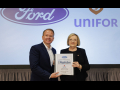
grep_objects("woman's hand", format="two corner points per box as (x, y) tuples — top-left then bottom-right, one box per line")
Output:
(72, 61), (82, 69)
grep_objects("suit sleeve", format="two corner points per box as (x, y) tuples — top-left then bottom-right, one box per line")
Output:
(81, 49), (90, 72)
(60, 50), (65, 54)
(29, 46), (51, 80)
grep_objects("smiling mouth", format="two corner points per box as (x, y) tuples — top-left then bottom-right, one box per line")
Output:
(46, 40), (51, 42)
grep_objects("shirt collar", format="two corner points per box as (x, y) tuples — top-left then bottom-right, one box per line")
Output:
(43, 42), (52, 50)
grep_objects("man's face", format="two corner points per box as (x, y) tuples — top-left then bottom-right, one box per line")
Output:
(42, 30), (54, 45)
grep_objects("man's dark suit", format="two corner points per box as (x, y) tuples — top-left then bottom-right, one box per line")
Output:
(29, 42), (58, 81)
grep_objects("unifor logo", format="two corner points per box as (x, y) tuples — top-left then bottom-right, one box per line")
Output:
(89, 8), (103, 15)
(0, 8), (69, 26)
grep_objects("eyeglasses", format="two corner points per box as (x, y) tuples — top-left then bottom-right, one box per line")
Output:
(69, 39), (77, 42)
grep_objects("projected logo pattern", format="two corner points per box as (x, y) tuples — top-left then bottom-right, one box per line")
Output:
(0, 8), (69, 25)
(89, 8), (103, 15)
(0, 8), (118, 27)
(74, 8), (118, 27)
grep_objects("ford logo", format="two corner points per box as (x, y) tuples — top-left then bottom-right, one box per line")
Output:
(0, 8), (69, 26)
(62, 56), (67, 58)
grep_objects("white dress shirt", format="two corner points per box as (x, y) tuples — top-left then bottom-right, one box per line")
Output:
(43, 42), (54, 66)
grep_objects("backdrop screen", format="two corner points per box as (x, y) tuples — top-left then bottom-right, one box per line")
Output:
(0, 8), (120, 65)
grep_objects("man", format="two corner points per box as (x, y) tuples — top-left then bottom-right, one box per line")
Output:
(29, 29), (61, 81)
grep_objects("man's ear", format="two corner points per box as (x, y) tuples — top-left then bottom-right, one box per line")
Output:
(42, 36), (44, 40)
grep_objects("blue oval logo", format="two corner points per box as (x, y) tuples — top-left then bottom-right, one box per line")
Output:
(0, 8), (69, 26)
(62, 56), (67, 58)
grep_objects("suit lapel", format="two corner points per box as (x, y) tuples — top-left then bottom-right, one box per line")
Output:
(52, 48), (56, 61)
(40, 42), (51, 66)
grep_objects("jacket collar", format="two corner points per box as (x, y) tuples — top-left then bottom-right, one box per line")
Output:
(43, 42), (52, 50)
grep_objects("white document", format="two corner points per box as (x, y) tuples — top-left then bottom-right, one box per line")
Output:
(55, 54), (74, 75)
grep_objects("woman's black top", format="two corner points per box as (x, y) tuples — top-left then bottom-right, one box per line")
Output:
(60, 47), (90, 81)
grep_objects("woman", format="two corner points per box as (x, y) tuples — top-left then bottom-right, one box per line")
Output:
(60, 33), (90, 81)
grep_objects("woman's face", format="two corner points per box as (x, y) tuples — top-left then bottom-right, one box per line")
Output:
(68, 35), (78, 47)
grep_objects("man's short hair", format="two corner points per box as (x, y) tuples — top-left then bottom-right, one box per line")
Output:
(43, 29), (54, 36)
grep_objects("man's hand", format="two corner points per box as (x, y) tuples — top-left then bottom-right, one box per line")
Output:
(50, 72), (61, 78)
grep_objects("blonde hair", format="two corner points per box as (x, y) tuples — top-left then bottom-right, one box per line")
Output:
(67, 33), (80, 46)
